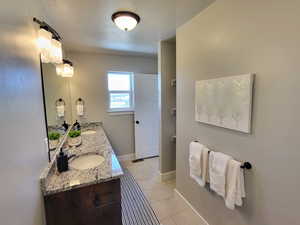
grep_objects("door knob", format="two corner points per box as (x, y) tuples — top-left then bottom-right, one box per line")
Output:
(136, 121), (140, 124)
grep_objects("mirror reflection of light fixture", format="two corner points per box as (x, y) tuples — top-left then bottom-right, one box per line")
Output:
(37, 27), (52, 63)
(111, 11), (140, 31)
(50, 37), (63, 64)
(55, 63), (64, 76)
(56, 59), (74, 77)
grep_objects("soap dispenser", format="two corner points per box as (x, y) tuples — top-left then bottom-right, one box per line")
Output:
(56, 148), (68, 173)
(62, 121), (69, 132)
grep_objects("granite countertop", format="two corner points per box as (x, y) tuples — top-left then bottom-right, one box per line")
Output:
(40, 122), (123, 196)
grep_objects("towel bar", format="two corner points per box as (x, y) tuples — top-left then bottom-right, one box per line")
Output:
(193, 141), (252, 170)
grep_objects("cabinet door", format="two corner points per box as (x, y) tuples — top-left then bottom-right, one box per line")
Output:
(44, 179), (122, 225)
(84, 202), (122, 225)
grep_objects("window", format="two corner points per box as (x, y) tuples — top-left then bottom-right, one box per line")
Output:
(107, 72), (134, 112)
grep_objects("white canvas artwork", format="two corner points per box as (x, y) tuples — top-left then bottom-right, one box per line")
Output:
(195, 74), (254, 133)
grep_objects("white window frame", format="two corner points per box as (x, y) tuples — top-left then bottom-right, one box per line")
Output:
(107, 71), (134, 113)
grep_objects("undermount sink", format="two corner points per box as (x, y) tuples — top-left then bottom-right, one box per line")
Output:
(82, 130), (96, 135)
(69, 154), (105, 170)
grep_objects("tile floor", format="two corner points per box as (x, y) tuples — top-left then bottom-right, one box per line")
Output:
(121, 157), (206, 225)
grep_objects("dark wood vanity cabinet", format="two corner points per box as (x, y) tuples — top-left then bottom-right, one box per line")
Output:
(44, 179), (122, 225)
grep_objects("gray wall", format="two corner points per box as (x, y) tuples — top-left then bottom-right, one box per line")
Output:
(0, 22), (47, 225)
(67, 51), (158, 156)
(176, 0), (300, 224)
(158, 41), (176, 173)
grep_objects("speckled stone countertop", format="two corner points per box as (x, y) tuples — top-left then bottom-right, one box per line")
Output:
(40, 122), (123, 196)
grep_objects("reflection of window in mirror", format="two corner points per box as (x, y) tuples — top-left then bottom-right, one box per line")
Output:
(107, 72), (134, 112)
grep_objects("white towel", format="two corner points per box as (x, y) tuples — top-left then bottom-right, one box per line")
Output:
(201, 146), (210, 185)
(56, 105), (65, 118)
(190, 143), (210, 187)
(77, 104), (84, 116)
(189, 142), (203, 178)
(225, 159), (246, 210)
(209, 151), (232, 197)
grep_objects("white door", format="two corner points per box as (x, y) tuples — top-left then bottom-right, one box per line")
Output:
(134, 74), (159, 159)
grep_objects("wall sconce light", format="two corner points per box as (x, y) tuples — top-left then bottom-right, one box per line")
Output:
(34, 18), (63, 64)
(56, 59), (74, 77)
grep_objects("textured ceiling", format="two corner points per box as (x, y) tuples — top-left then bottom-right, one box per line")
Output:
(1, 0), (215, 56)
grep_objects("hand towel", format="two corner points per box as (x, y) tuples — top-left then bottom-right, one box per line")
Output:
(77, 104), (84, 116)
(189, 142), (203, 178)
(225, 159), (246, 210)
(190, 143), (210, 187)
(56, 105), (65, 118)
(209, 151), (232, 197)
(236, 167), (245, 206)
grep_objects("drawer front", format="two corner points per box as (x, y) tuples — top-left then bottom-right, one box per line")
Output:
(84, 202), (122, 225)
(67, 179), (121, 209)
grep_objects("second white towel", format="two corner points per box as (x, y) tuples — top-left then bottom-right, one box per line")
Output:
(209, 151), (232, 197)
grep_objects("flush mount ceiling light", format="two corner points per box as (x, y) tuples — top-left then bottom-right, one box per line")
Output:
(112, 11), (140, 31)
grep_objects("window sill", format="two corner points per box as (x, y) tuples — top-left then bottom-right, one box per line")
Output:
(107, 111), (134, 116)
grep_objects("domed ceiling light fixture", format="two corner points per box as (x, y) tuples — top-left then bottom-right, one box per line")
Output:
(112, 11), (140, 31)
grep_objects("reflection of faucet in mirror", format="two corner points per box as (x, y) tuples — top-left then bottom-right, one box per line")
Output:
(73, 120), (81, 131)
(62, 121), (69, 132)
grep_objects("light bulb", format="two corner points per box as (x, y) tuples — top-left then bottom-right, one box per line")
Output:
(51, 38), (63, 64)
(61, 63), (74, 77)
(37, 28), (52, 63)
(56, 64), (64, 76)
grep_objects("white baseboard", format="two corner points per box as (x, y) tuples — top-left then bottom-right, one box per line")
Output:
(160, 170), (176, 182)
(174, 189), (210, 225)
(117, 153), (134, 161)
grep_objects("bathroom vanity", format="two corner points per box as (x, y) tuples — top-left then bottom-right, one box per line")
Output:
(40, 123), (123, 225)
